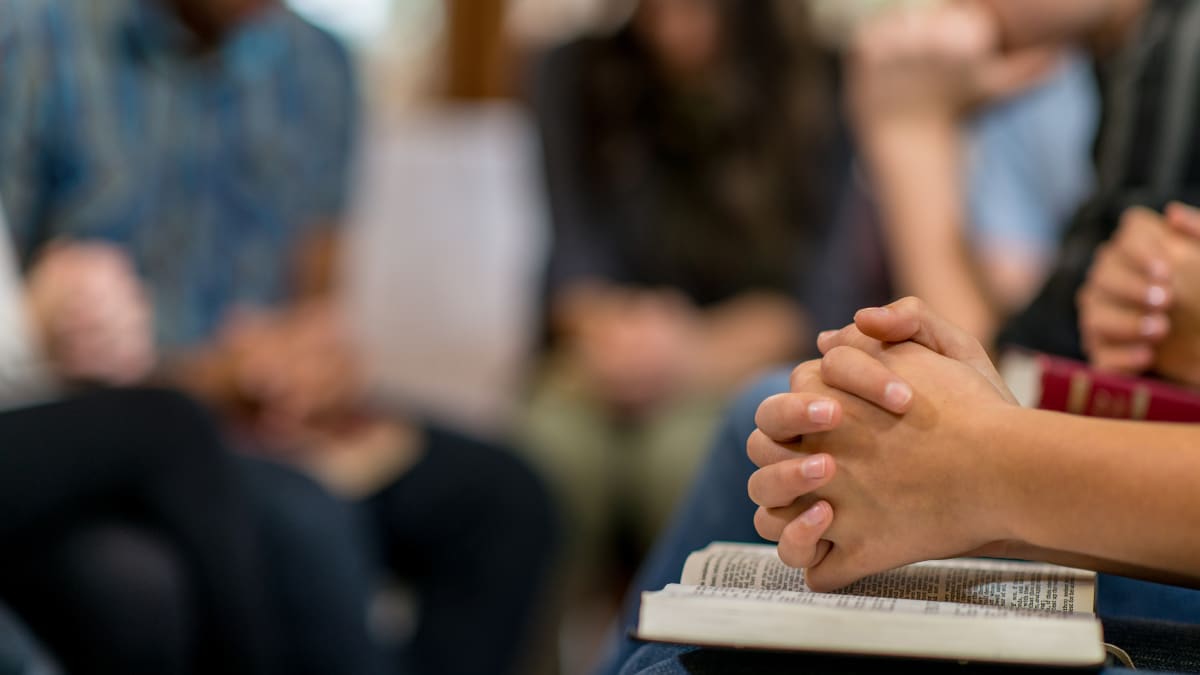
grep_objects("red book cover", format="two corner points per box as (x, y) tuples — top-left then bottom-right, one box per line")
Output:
(1036, 354), (1200, 422)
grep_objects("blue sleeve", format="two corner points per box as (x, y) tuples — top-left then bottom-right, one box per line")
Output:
(290, 18), (359, 231)
(0, 0), (55, 262)
(967, 53), (1099, 258)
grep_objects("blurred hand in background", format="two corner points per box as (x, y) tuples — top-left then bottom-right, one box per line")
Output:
(1077, 202), (1200, 388)
(25, 242), (155, 386)
(558, 285), (701, 417)
(218, 300), (365, 443)
(848, 2), (1058, 131)
(1157, 204), (1200, 386)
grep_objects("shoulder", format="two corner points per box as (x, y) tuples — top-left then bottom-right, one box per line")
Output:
(276, 9), (353, 76)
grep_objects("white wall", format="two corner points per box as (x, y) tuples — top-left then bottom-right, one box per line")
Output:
(343, 104), (548, 434)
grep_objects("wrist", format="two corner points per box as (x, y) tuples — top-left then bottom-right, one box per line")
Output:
(967, 403), (1041, 547)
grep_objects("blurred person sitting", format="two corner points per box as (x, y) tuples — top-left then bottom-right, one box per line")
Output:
(0, 200), (280, 675)
(525, 0), (858, 600)
(523, 0), (1094, 602)
(0, 0), (556, 674)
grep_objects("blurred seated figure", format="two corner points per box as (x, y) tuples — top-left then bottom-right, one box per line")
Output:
(0, 0), (556, 673)
(0, 203), (278, 675)
(525, 0), (863, 600)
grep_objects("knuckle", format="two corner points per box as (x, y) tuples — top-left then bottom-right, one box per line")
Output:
(822, 345), (856, 366)
(894, 296), (923, 315)
(790, 360), (820, 391)
(1075, 285), (1092, 310)
(1118, 206), (1148, 233)
(788, 363), (808, 390)
(753, 398), (773, 430)
(777, 538), (807, 569)
(784, 461), (807, 487)
(753, 508), (776, 541)
(1078, 310), (1096, 336)
(746, 429), (768, 466)
(746, 473), (763, 505)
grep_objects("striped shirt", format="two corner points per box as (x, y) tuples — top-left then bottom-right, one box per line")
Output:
(0, 0), (358, 348)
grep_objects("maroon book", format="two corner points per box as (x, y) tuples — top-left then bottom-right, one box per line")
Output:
(1035, 354), (1200, 422)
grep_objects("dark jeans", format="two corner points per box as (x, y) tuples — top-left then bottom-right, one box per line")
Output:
(0, 390), (556, 675)
(0, 602), (59, 675)
(361, 425), (558, 675)
(0, 389), (279, 675)
(238, 457), (384, 675)
(599, 371), (1200, 675)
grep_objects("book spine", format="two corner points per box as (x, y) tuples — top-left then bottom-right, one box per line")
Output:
(1038, 356), (1200, 422)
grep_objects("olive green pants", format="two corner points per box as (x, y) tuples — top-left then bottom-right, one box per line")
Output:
(519, 359), (726, 594)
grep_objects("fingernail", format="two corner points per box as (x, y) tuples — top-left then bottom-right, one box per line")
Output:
(798, 502), (827, 527)
(1140, 314), (1168, 337)
(801, 455), (827, 480)
(1147, 285), (1168, 308)
(884, 381), (912, 409)
(817, 330), (837, 343)
(807, 400), (836, 425)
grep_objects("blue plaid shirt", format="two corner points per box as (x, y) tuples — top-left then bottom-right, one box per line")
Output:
(0, 0), (357, 348)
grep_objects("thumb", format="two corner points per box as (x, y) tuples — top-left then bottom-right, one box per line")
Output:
(854, 297), (1015, 403)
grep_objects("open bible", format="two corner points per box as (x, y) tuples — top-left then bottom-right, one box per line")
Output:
(634, 542), (1106, 667)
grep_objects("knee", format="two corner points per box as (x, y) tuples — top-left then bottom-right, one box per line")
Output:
(62, 524), (192, 628)
(239, 458), (373, 590)
(87, 388), (228, 469)
(55, 525), (192, 672)
(241, 459), (362, 544)
(446, 434), (560, 553)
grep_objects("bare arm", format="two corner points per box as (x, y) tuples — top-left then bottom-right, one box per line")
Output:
(980, 0), (1148, 53)
(751, 297), (1200, 591)
(847, 5), (1016, 345)
(983, 407), (1200, 588)
(858, 121), (998, 343)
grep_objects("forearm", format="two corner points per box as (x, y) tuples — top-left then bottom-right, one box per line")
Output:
(154, 347), (239, 410)
(978, 0), (1147, 53)
(693, 292), (807, 391)
(990, 406), (1200, 587)
(863, 121), (998, 345)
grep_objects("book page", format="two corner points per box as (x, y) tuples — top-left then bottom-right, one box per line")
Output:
(681, 543), (1094, 614)
(655, 584), (1094, 621)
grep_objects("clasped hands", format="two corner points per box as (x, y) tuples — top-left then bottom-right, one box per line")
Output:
(1078, 202), (1200, 386)
(748, 297), (1023, 591)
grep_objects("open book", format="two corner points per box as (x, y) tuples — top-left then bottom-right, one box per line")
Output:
(635, 542), (1105, 667)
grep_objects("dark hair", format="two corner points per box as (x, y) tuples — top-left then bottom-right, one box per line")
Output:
(577, 0), (839, 304)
